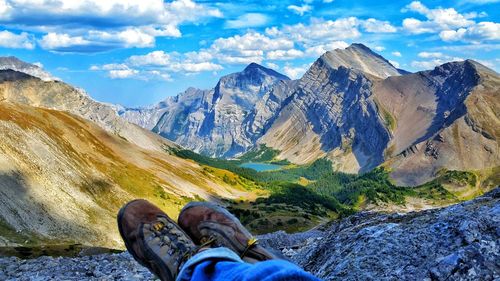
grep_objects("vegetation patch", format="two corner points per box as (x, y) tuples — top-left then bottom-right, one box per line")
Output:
(239, 144), (291, 165)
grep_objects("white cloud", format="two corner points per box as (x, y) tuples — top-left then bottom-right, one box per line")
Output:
(225, 13), (270, 29)
(304, 41), (349, 57)
(109, 69), (139, 79)
(389, 60), (400, 68)
(267, 49), (304, 60)
(0, 30), (34, 49)
(362, 18), (397, 33)
(373, 46), (385, 52)
(0, 0), (222, 52)
(439, 22), (500, 43)
(266, 62), (279, 70)
(279, 18), (361, 43)
(287, 4), (312, 16)
(92, 49), (223, 81)
(209, 32), (293, 63)
(127, 50), (223, 72)
(283, 63), (310, 79)
(39, 33), (90, 49)
(392, 51), (402, 57)
(402, 1), (474, 34)
(128, 51), (173, 66)
(418, 52), (443, 58)
(411, 52), (464, 70)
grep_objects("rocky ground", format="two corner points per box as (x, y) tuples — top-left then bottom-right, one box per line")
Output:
(0, 252), (155, 281)
(1, 188), (499, 281)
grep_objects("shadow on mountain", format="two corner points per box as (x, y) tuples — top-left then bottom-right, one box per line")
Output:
(411, 61), (479, 147)
(0, 170), (96, 250)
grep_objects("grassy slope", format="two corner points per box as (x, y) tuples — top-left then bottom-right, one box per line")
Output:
(0, 103), (260, 248)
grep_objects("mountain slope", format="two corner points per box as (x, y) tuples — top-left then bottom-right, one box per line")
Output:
(0, 101), (256, 248)
(0, 69), (175, 153)
(377, 60), (500, 185)
(0, 69), (260, 249)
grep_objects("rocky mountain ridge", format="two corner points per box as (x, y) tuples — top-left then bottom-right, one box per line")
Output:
(0, 56), (57, 82)
(120, 43), (499, 186)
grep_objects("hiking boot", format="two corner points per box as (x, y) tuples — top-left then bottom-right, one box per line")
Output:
(117, 199), (201, 281)
(178, 201), (279, 263)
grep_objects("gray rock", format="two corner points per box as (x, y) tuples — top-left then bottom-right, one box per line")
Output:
(260, 188), (500, 281)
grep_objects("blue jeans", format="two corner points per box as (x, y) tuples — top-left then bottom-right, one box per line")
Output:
(177, 247), (320, 281)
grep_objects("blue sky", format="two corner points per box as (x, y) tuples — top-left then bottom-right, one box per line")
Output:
(0, 0), (499, 107)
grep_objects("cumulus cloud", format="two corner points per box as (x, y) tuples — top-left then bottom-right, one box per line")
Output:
(0, 0), (222, 52)
(266, 49), (304, 60)
(411, 52), (464, 70)
(402, 1), (474, 34)
(266, 62), (279, 70)
(401, 1), (499, 45)
(109, 69), (139, 79)
(225, 13), (270, 29)
(304, 41), (349, 57)
(0, 30), (34, 49)
(361, 18), (397, 33)
(287, 4), (312, 16)
(283, 63), (311, 79)
(91, 50), (223, 80)
(389, 60), (400, 68)
(439, 22), (500, 43)
(392, 51), (402, 57)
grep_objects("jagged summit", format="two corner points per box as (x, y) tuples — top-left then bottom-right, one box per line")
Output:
(319, 43), (406, 78)
(242, 62), (290, 81)
(0, 56), (57, 81)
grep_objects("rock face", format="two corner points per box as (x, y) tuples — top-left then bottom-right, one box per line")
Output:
(121, 43), (499, 185)
(257, 46), (397, 170)
(121, 63), (290, 158)
(2, 188), (498, 281)
(375, 60), (500, 185)
(260, 187), (500, 281)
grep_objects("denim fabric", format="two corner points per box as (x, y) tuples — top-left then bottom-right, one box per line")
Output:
(176, 247), (321, 281)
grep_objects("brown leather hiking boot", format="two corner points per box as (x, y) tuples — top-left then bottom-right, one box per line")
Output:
(178, 201), (279, 263)
(117, 199), (201, 281)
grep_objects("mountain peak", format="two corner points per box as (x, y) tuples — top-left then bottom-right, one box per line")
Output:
(242, 62), (290, 80)
(0, 56), (57, 81)
(319, 43), (406, 78)
(347, 43), (372, 52)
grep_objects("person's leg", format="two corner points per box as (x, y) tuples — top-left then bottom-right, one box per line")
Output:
(177, 247), (321, 281)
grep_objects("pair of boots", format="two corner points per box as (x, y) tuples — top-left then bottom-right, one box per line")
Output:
(117, 200), (278, 281)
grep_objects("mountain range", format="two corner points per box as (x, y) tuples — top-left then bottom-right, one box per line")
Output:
(0, 43), (498, 249)
(120, 44), (499, 186)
